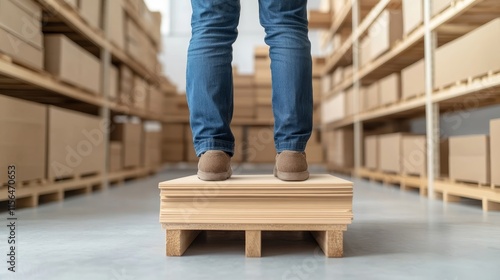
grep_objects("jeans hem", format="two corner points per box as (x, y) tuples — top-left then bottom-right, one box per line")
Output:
(275, 141), (308, 153)
(195, 139), (235, 157)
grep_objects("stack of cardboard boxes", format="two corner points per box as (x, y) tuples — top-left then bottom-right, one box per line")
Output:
(254, 46), (273, 122)
(233, 68), (256, 120)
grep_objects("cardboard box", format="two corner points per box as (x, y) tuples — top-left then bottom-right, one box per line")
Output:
(133, 76), (148, 110)
(63, 0), (78, 9)
(433, 0), (452, 16)
(14, 0), (43, 19)
(306, 130), (324, 164)
(402, 59), (425, 100)
(379, 73), (401, 106)
(435, 18), (500, 89)
(360, 36), (371, 66)
(364, 135), (378, 170)
(48, 106), (106, 180)
(449, 135), (490, 184)
(246, 126), (276, 163)
(256, 87), (272, 105)
(332, 67), (344, 88)
(379, 133), (404, 173)
(369, 9), (403, 61)
(402, 0), (423, 35)
(402, 135), (426, 176)
(0, 95), (46, 185)
(440, 139), (449, 177)
(148, 86), (164, 116)
(0, 26), (43, 70)
(109, 65), (118, 100)
(162, 124), (185, 142)
(110, 122), (143, 168)
(119, 65), (133, 105)
(364, 82), (379, 110)
(490, 119), (500, 186)
(79, 0), (101, 29)
(109, 142), (122, 173)
(162, 143), (185, 163)
(105, 0), (125, 49)
(321, 93), (345, 124)
(143, 131), (161, 168)
(0, 0), (43, 48)
(332, 128), (354, 168)
(256, 105), (273, 121)
(44, 35), (101, 94)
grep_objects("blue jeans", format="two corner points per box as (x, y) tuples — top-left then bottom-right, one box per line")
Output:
(186, 0), (313, 157)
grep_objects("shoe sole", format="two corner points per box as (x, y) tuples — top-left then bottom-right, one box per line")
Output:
(197, 168), (233, 181)
(273, 166), (309, 181)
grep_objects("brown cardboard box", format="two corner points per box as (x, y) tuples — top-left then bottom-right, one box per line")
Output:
(306, 130), (324, 164)
(143, 131), (161, 168)
(105, 0), (125, 49)
(433, 0), (452, 16)
(332, 67), (344, 89)
(133, 76), (148, 110)
(364, 135), (378, 170)
(435, 18), (500, 89)
(440, 139), (449, 177)
(0, 0), (42, 47)
(14, 0), (42, 19)
(163, 124), (185, 142)
(379, 73), (401, 106)
(148, 86), (164, 116)
(0, 26), (43, 70)
(163, 95), (189, 117)
(110, 122), (143, 168)
(44, 35), (101, 94)
(48, 106), (106, 180)
(402, 135), (426, 176)
(79, 0), (101, 29)
(402, 59), (425, 100)
(313, 78), (322, 104)
(162, 143), (185, 163)
(119, 65), (133, 105)
(63, 0), (78, 9)
(234, 74), (254, 88)
(379, 133), (404, 173)
(321, 93), (345, 124)
(256, 105), (274, 121)
(256, 87), (272, 105)
(0, 95), (46, 185)
(369, 9), (403, 61)
(332, 128), (354, 168)
(360, 36), (371, 66)
(402, 0), (423, 35)
(449, 135), (490, 184)
(109, 65), (118, 100)
(364, 82), (379, 110)
(490, 119), (500, 186)
(109, 142), (122, 173)
(247, 126), (276, 163)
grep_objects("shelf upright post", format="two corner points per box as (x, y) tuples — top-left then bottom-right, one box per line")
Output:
(423, 0), (440, 199)
(352, 0), (363, 175)
(100, 2), (112, 190)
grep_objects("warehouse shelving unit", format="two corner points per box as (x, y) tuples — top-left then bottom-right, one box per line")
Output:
(0, 0), (176, 208)
(317, 0), (500, 211)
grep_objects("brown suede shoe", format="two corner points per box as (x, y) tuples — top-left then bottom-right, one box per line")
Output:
(197, 150), (232, 181)
(274, 151), (309, 181)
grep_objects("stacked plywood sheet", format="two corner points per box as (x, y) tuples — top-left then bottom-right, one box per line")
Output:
(159, 174), (353, 257)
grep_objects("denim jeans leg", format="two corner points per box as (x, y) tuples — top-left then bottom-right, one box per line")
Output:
(186, 0), (241, 157)
(258, 0), (313, 153)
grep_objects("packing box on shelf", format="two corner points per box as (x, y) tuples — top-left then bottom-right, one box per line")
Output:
(328, 128), (354, 168)
(321, 93), (345, 124)
(143, 131), (162, 168)
(379, 133), (405, 173)
(369, 9), (403, 61)
(379, 73), (401, 106)
(148, 86), (164, 116)
(256, 87), (272, 105)
(402, 0), (423, 35)
(119, 65), (134, 105)
(246, 126), (276, 163)
(256, 105), (273, 121)
(364, 82), (380, 110)
(435, 18), (500, 89)
(164, 94), (189, 118)
(433, 0), (453, 16)
(109, 65), (119, 100)
(48, 106), (106, 180)
(163, 124), (185, 142)
(162, 143), (185, 163)
(109, 142), (123, 173)
(44, 35), (101, 94)
(0, 0), (43, 69)
(490, 119), (500, 186)
(360, 36), (371, 66)
(402, 135), (426, 176)
(105, 0), (125, 49)
(133, 76), (148, 110)
(449, 135), (490, 184)
(364, 135), (378, 170)
(0, 95), (46, 185)
(110, 122), (143, 168)
(332, 67), (344, 89)
(402, 59), (425, 100)
(306, 130), (324, 164)
(234, 73), (254, 88)
(79, 0), (102, 29)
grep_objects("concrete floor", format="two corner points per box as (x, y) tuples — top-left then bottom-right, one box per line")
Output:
(1, 164), (500, 280)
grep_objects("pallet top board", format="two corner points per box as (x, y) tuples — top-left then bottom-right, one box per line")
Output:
(159, 174), (353, 189)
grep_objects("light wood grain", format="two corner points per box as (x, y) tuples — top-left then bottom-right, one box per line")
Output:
(166, 230), (201, 256)
(162, 223), (347, 231)
(311, 231), (343, 258)
(245, 231), (261, 257)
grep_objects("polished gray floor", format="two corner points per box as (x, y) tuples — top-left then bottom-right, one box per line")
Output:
(1, 164), (499, 280)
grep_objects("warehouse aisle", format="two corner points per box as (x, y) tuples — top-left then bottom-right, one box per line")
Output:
(1, 166), (499, 280)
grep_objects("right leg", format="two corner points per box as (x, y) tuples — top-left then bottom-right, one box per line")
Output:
(186, 0), (241, 157)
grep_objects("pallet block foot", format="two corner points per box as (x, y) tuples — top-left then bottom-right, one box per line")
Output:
(311, 230), (343, 258)
(166, 230), (201, 256)
(482, 199), (500, 212)
(245, 230), (261, 257)
(443, 192), (461, 203)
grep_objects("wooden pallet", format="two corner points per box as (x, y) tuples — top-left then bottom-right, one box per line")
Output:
(162, 224), (347, 258)
(434, 179), (500, 212)
(357, 168), (428, 196)
(159, 174), (353, 258)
